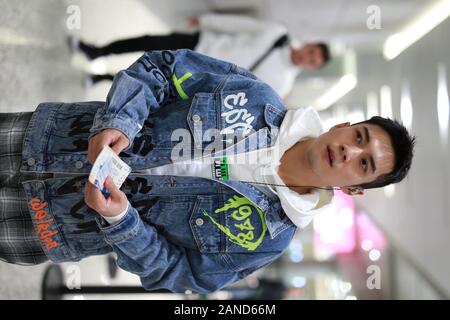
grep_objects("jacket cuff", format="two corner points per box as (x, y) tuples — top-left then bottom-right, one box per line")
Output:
(89, 114), (142, 151)
(95, 205), (140, 244)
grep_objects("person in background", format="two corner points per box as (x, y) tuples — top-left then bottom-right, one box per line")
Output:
(71, 13), (330, 99)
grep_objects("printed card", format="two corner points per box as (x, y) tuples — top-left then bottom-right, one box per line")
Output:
(88, 145), (131, 193)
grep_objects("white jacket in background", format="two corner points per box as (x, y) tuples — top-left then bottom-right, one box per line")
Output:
(195, 13), (300, 99)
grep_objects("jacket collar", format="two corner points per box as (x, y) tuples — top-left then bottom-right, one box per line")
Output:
(263, 103), (286, 142)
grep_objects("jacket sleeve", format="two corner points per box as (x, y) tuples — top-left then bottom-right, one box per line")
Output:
(95, 205), (244, 293)
(199, 13), (285, 34)
(89, 49), (233, 150)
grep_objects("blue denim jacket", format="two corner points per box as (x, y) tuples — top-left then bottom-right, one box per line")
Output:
(20, 49), (296, 293)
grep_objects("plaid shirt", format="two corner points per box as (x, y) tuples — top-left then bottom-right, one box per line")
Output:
(0, 112), (50, 265)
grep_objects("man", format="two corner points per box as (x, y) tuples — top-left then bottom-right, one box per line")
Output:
(0, 50), (414, 293)
(73, 13), (330, 99)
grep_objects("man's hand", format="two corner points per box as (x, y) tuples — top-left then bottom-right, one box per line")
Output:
(84, 176), (128, 217)
(88, 128), (130, 164)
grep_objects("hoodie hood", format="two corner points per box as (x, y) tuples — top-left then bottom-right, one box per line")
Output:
(267, 106), (334, 228)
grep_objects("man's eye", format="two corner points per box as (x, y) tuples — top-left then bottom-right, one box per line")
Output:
(361, 159), (367, 172)
(356, 132), (362, 144)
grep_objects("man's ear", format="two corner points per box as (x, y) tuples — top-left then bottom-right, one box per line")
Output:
(329, 122), (351, 131)
(341, 186), (364, 196)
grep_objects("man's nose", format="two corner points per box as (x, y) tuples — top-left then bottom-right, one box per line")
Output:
(340, 145), (363, 162)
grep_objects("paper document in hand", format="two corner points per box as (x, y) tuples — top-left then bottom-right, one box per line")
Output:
(88, 145), (131, 193)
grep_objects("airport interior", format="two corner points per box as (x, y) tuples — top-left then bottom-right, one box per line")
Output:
(0, 0), (449, 300)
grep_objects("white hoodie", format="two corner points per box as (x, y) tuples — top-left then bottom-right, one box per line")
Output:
(195, 13), (300, 99)
(219, 106), (334, 228)
(105, 107), (333, 227)
(266, 106), (334, 228)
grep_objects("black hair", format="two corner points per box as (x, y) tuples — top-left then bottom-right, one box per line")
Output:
(352, 116), (416, 190)
(315, 43), (331, 66)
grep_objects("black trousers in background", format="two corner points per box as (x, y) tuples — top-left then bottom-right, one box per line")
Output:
(83, 32), (200, 58)
(81, 32), (201, 84)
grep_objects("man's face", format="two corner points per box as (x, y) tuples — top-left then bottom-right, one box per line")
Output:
(305, 122), (395, 188)
(292, 44), (324, 69)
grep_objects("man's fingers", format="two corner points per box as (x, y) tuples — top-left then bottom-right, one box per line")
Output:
(84, 181), (107, 211)
(88, 139), (104, 164)
(88, 145), (98, 164)
(104, 176), (122, 199)
(89, 130), (129, 162)
(110, 136), (129, 155)
(86, 182), (104, 202)
(88, 130), (114, 163)
(87, 143), (94, 164)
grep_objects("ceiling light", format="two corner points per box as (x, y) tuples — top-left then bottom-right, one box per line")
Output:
(437, 63), (449, 147)
(380, 85), (393, 118)
(314, 74), (357, 110)
(384, 0), (450, 60)
(400, 80), (413, 130)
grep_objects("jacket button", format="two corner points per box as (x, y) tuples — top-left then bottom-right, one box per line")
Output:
(195, 218), (204, 226)
(75, 161), (83, 169)
(192, 114), (201, 122)
(27, 158), (35, 166)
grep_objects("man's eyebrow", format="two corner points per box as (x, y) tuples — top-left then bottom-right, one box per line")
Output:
(363, 126), (370, 143)
(369, 155), (376, 174)
(363, 126), (376, 173)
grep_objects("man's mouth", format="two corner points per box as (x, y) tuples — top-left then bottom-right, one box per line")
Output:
(327, 146), (333, 167)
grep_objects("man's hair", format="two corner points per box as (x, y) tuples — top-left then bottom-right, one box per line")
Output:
(352, 116), (416, 190)
(315, 42), (331, 66)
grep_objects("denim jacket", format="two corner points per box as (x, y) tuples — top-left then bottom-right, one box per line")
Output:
(20, 49), (297, 293)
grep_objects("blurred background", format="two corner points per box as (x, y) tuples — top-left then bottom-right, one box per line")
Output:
(0, 0), (449, 300)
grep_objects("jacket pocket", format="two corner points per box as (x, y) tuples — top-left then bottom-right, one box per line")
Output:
(190, 195), (225, 253)
(22, 180), (83, 262)
(186, 93), (221, 151)
(190, 194), (270, 254)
